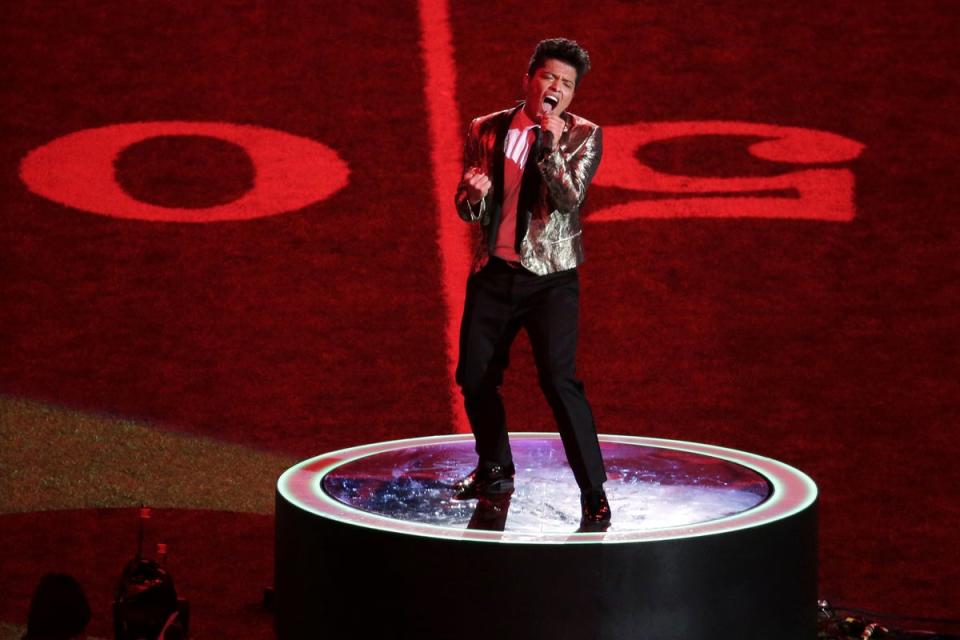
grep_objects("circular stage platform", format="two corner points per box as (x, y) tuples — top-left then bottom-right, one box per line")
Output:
(275, 434), (818, 639)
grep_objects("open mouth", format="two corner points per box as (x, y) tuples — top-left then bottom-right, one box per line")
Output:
(543, 95), (559, 112)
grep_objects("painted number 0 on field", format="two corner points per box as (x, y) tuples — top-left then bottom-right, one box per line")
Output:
(19, 121), (350, 223)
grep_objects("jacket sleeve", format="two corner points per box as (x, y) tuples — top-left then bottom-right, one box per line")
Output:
(537, 125), (602, 212)
(454, 118), (487, 222)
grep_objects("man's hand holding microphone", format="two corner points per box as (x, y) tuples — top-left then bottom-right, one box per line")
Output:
(539, 97), (564, 155)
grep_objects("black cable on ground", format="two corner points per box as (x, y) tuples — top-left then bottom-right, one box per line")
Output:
(818, 600), (960, 640)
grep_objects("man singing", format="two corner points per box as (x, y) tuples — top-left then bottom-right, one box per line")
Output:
(453, 38), (610, 526)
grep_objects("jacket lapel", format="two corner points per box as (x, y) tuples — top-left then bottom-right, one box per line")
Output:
(487, 104), (523, 253)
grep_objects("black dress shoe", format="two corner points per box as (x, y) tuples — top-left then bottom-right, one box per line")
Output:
(453, 463), (515, 500)
(580, 487), (611, 524)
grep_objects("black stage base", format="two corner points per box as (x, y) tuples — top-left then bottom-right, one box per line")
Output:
(275, 434), (818, 639)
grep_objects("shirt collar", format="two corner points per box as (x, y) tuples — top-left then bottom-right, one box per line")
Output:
(510, 105), (537, 131)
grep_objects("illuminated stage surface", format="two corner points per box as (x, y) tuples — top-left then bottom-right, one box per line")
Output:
(275, 434), (818, 639)
(320, 436), (771, 537)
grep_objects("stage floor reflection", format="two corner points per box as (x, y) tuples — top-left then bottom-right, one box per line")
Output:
(321, 436), (771, 534)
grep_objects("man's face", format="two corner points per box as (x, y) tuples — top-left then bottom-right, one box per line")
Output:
(523, 58), (577, 120)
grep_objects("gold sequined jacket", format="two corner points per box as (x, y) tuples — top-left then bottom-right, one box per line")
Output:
(454, 104), (603, 276)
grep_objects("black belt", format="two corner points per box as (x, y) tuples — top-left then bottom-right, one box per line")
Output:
(489, 256), (523, 270)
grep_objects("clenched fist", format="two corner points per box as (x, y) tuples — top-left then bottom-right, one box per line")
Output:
(461, 167), (492, 204)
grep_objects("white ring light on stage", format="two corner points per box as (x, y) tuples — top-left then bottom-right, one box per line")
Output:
(277, 433), (816, 544)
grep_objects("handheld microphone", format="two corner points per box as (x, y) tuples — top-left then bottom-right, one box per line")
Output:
(540, 96), (558, 158)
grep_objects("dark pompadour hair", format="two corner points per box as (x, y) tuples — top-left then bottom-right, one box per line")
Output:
(527, 38), (592, 85)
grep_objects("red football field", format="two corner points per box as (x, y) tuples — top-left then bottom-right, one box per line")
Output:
(1, 1), (958, 637)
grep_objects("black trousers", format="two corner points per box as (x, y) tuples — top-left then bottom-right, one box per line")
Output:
(455, 257), (607, 491)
